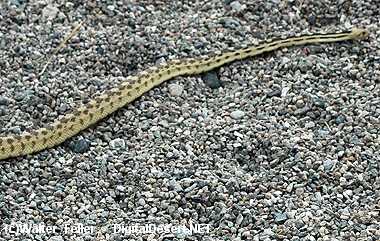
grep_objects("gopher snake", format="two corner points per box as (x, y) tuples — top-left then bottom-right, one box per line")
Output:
(0, 28), (369, 161)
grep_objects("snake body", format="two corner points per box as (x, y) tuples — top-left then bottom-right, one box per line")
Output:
(0, 28), (369, 161)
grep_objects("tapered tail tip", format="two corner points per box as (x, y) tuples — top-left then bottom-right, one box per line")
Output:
(351, 28), (369, 40)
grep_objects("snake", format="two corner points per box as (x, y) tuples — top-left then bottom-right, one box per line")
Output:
(0, 28), (369, 161)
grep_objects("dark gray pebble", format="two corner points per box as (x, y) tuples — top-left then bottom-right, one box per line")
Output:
(203, 71), (223, 89)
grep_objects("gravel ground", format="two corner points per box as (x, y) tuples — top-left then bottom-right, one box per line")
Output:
(0, 0), (379, 240)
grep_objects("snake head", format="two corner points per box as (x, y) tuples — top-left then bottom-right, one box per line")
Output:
(351, 28), (369, 40)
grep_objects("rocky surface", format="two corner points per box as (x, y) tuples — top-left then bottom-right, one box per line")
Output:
(0, 0), (379, 240)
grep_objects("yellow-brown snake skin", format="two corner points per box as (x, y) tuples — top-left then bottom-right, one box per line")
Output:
(0, 28), (369, 161)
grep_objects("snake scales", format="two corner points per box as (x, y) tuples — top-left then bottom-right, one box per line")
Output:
(0, 28), (369, 161)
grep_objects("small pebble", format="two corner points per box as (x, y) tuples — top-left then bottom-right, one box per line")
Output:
(168, 83), (184, 96)
(110, 138), (126, 150)
(0, 96), (9, 105)
(68, 138), (90, 153)
(42, 4), (60, 20)
(274, 212), (288, 224)
(203, 71), (222, 89)
(323, 159), (336, 171)
(230, 110), (245, 119)
(230, 1), (246, 12)
(221, 18), (241, 29)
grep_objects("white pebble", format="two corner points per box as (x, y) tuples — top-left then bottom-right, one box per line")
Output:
(107, 5), (115, 11)
(110, 138), (126, 150)
(230, 110), (245, 119)
(230, 1), (246, 12)
(42, 5), (60, 20)
(168, 84), (184, 96)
